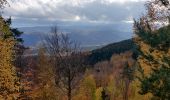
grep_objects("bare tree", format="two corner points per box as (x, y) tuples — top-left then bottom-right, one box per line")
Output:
(44, 26), (85, 100)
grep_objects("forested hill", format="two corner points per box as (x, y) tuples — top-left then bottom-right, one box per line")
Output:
(88, 39), (134, 64)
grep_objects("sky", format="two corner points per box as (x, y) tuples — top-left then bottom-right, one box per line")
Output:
(3, 0), (147, 27)
(1, 0), (149, 46)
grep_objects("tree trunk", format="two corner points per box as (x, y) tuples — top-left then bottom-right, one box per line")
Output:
(67, 72), (71, 100)
(68, 87), (71, 100)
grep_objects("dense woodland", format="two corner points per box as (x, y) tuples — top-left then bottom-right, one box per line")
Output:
(88, 39), (134, 64)
(0, 0), (170, 100)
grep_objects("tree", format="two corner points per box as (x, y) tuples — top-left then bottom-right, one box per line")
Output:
(93, 61), (111, 87)
(34, 46), (58, 100)
(139, 66), (170, 99)
(133, 0), (170, 99)
(37, 47), (55, 87)
(2, 17), (23, 43)
(0, 17), (20, 100)
(1, 17), (25, 68)
(101, 88), (109, 100)
(19, 55), (35, 100)
(109, 51), (136, 99)
(121, 62), (135, 100)
(45, 26), (86, 100)
(74, 74), (96, 100)
(0, 16), (25, 73)
(0, 0), (24, 99)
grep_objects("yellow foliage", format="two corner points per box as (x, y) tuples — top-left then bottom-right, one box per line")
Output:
(95, 87), (103, 100)
(135, 37), (170, 76)
(133, 31), (170, 99)
(73, 74), (96, 100)
(32, 47), (58, 100)
(32, 84), (58, 100)
(128, 80), (152, 100)
(0, 38), (20, 99)
(0, 17), (11, 37)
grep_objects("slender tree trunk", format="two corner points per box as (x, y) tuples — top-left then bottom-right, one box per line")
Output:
(67, 71), (71, 100)
(68, 88), (71, 100)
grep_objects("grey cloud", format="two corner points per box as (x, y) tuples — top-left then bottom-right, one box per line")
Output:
(69, 1), (144, 22)
(4, 0), (146, 25)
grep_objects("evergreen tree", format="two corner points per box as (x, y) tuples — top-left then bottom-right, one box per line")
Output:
(0, 17), (20, 100)
(133, 0), (170, 99)
(3, 17), (23, 43)
(0, 16), (25, 67)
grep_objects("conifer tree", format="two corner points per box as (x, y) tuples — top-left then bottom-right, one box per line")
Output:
(0, 17), (20, 100)
(133, 0), (170, 99)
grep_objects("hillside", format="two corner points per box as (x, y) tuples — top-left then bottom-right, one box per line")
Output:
(23, 39), (135, 64)
(88, 39), (134, 64)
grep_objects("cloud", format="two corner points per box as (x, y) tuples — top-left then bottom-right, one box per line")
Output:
(3, 0), (149, 46)
(3, 0), (147, 27)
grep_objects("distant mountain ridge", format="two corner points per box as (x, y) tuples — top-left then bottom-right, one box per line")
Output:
(87, 39), (134, 64)
(18, 25), (132, 47)
(23, 39), (134, 59)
